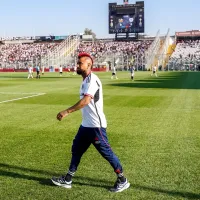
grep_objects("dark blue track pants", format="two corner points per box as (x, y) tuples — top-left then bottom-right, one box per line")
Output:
(69, 125), (123, 174)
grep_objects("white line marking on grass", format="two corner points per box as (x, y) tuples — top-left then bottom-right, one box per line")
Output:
(0, 92), (45, 95)
(0, 93), (46, 104)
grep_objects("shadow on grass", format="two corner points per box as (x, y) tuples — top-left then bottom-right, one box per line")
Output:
(0, 163), (59, 176)
(0, 163), (112, 190)
(109, 72), (200, 90)
(0, 169), (54, 187)
(0, 169), (111, 190)
(0, 163), (200, 199)
(134, 185), (200, 200)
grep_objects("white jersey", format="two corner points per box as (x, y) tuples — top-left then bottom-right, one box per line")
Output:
(113, 67), (116, 73)
(59, 66), (63, 72)
(80, 73), (107, 128)
(28, 67), (33, 73)
(130, 67), (135, 74)
(153, 66), (157, 72)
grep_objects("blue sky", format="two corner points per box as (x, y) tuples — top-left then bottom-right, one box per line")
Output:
(0, 0), (199, 38)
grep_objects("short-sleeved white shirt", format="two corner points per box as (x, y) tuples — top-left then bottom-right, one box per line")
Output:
(113, 67), (116, 73)
(29, 67), (33, 73)
(80, 73), (107, 128)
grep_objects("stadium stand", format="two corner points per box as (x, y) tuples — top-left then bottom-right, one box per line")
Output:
(170, 40), (200, 60)
(0, 43), (58, 64)
(1, 30), (200, 72)
(167, 30), (200, 71)
(0, 38), (152, 70)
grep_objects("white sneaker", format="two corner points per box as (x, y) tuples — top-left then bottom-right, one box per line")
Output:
(110, 178), (130, 193)
(51, 175), (72, 189)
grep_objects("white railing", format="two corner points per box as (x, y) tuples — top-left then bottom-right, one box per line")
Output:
(145, 30), (160, 70)
(41, 35), (80, 68)
(157, 29), (171, 67)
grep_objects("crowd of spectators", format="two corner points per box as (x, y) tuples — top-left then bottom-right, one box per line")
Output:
(78, 40), (152, 58)
(168, 40), (200, 71)
(2, 36), (200, 71)
(0, 40), (152, 69)
(78, 40), (152, 69)
(0, 43), (58, 64)
(171, 40), (200, 60)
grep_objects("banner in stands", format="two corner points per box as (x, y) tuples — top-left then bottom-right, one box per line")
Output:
(176, 30), (200, 37)
(81, 35), (93, 40)
(0, 35), (68, 41)
(35, 36), (67, 41)
(55, 36), (68, 40)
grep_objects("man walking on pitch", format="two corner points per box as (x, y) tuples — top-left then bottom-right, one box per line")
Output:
(59, 65), (63, 76)
(36, 65), (40, 79)
(151, 65), (158, 77)
(27, 65), (33, 79)
(111, 65), (118, 79)
(130, 66), (135, 81)
(73, 65), (77, 75)
(51, 53), (130, 192)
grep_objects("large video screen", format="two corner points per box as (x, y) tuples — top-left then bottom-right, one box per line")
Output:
(109, 2), (144, 34)
(110, 14), (136, 33)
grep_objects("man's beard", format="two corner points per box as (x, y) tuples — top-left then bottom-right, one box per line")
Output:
(77, 68), (87, 75)
(76, 69), (82, 75)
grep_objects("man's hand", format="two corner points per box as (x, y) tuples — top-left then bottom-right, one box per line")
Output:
(57, 110), (69, 121)
(56, 96), (92, 121)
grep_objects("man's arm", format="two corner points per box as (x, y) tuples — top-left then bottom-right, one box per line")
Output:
(57, 95), (92, 121)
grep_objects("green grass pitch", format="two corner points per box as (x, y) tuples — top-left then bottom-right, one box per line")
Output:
(0, 71), (199, 200)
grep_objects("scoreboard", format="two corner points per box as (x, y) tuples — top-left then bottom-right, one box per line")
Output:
(109, 1), (144, 34)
